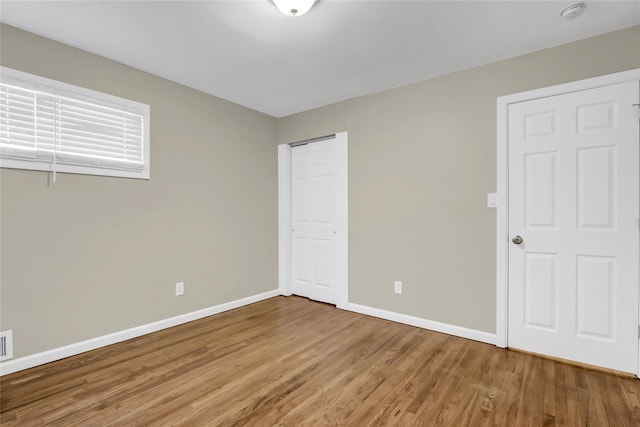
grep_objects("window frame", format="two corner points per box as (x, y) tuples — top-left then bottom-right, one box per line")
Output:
(0, 66), (150, 180)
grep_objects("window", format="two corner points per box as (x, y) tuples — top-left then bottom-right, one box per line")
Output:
(0, 67), (150, 180)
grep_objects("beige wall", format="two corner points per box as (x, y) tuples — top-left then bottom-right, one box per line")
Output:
(278, 25), (640, 333)
(0, 24), (279, 358)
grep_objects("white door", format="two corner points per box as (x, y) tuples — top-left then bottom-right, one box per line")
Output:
(508, 81), (640, 373)
(291, 139), (337, 304)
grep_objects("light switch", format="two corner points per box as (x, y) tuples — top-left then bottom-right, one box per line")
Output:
(487, 193), (497, 208)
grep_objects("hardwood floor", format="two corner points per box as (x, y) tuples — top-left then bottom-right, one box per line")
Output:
(1, 296), (639, 426)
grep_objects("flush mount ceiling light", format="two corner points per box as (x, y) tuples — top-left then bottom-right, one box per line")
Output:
(273, 0), (316, 17)
(560, 2), (587, 20)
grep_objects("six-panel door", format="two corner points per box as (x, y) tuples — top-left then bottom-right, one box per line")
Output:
(508, 81), (639, 373)
(291, 140), (337, 304)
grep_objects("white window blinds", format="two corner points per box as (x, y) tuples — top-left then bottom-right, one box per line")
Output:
(0, 67), (150, 180)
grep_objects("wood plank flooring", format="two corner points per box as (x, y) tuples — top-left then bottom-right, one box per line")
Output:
(1, 296), (639, 426)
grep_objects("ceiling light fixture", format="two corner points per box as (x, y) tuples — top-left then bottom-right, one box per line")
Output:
(273, 0), (316, 17)
(560, 3), (587, 20)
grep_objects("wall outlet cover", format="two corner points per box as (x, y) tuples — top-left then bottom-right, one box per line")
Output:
(176, 282), (185, 296)
(0, 330), (14, 361)
(394, 281), (403, 295)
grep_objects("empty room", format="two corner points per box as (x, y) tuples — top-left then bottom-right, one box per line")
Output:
(1, 1), (640, 425)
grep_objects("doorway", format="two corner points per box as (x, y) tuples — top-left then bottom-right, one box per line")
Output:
(278, 132), (348, 307)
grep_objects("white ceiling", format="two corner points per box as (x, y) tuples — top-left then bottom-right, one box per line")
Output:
(1, 1), (638, 118)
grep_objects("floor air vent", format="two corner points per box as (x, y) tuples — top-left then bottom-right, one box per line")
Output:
(0, 330), (13, 361)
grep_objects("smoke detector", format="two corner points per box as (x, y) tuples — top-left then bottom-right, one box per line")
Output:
(560, 3), (587, 20)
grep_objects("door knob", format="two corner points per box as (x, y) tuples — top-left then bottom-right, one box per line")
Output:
(512, 235), (523, 245)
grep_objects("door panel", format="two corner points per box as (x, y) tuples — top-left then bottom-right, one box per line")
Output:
(576, 255), (614, 339)
(524, 252), (558, 330)
(291, 139), (337, 304)
(577, 146), (615, 229)
(525, 152), (557, 228)
(508, 80), (639, 373)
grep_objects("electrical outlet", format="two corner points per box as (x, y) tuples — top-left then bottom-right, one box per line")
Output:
(0, 330), (13, 361)
(175, 282), (184, 296)
(394, 281), (403, 295)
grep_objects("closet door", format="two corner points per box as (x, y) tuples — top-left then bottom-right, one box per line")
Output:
(291, 139), (337, 304)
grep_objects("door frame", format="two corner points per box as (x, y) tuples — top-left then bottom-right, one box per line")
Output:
(496, 68), (640, 373)
(277, 131), (349, 308)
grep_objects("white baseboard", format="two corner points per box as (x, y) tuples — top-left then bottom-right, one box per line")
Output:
(344, 302), (497, 345)
(0, 289), (280, 377)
